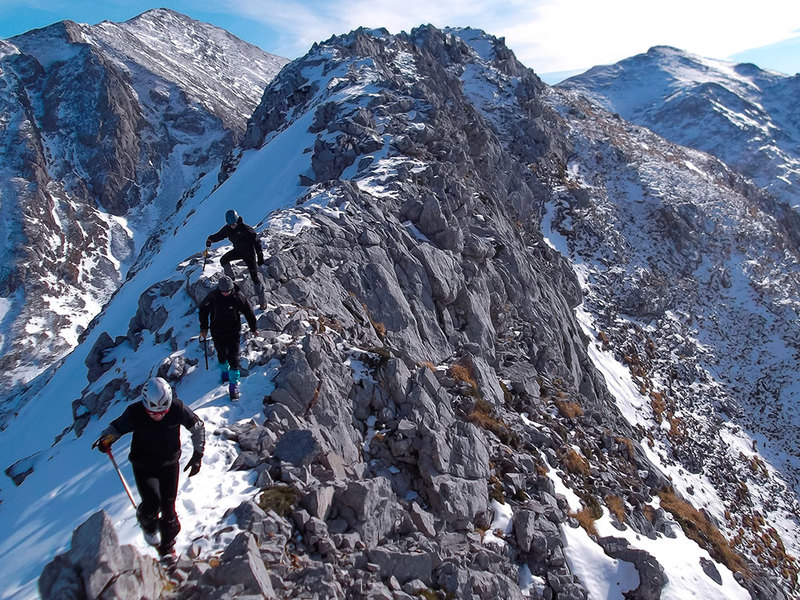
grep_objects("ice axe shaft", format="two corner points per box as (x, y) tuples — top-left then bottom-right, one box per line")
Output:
(106, 448), (137, 510)
(202, 248), (209, 272)
(203, 337), (209, 370)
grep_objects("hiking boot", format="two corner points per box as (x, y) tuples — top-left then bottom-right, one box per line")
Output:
(159, 548), (178, 569)
(143, 529), (159, 547)
(220, 370), (229, 384)
(229, 382), (240, 400)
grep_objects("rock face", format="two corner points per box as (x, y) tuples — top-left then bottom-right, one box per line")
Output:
(39, 511), (164, 600)
(0, 9), (287, 414)
(28, 23), (799, 600)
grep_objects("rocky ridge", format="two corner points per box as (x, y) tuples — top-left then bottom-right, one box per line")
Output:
(35, 26), (797, 599)
(0, 10), (287, 417)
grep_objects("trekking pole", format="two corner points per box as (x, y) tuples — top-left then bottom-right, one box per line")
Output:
(203, 337), (209, 370)
(202, 248), (209, 273)
(106, 448), (137, 510)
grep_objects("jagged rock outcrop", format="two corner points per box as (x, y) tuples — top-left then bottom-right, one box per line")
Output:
(39, 511), (164, 599)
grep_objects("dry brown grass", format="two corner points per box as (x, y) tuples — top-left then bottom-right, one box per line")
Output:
(450, 363), (478, 390)
(371, 318), (387, 339)
(658, 488), (750, 576)
(605, 495), (627, 523)
(360, 301), (387, 339)
(570, 506), (598, 537)
(555, 399), (584, 419)
(467, 399), (519, 448)
(650, 391), (666, 422)
(468, 398), (497, 428)
(642, 504), (658, 524)
(563, 448), (591, 476)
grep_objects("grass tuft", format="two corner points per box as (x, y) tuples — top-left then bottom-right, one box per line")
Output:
(563, 448), (591, 476)
(257, 485), (300, 517)
(605, 494), (627, 523)
(658, 488), (749, 576)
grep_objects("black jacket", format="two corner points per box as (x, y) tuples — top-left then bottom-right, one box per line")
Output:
(108, 398), (204, 468)
(207, 218), (264, 262)
(199, 285), (257, 334)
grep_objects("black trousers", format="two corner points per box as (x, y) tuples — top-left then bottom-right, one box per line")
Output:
(133, 461), (180, 552)
(211, 330), (241, 370)
(220, 249), (261, 287)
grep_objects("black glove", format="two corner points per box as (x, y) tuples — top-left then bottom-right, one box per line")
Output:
(205, 238), (212, 248)
(257, 256), (264, 266)
(92, 434), (115, 454)
(183, 451), (202, 477)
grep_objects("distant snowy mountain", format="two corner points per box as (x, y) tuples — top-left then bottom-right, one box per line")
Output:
(558, 46), (800, 210)
(0, 9), (287, 414)
(0, 20), (797, 600)
(545, 84), (800, 593)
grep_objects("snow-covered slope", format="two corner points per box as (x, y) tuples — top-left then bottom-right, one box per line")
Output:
(0, 10), (287, 418)
(558, 46), (800, 210)
(0, 24), (796, 600)
(544, 87), (800, 589)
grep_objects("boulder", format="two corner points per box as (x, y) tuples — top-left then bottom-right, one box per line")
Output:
(274, 429), (322, 467)
(334, 477), (398, 545)
(202, 532), (275, 598)
(597, 536), (667, 600)
(367, 548), (434, 585)
(39, 511), (163, 600)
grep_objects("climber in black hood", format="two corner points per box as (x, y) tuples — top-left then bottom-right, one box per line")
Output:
(206, 209), (265, 295)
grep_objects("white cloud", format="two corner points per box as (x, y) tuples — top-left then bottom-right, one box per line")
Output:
(214, 0), (800, 73)
(506, 0), (800, 72)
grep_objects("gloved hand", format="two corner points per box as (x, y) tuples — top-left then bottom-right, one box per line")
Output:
(200, 329), (208, 340)
(93, 433), (116, 453)
(183, 452), (202, 477)
(205, 238), (212, 248)
(257, 256), (264, 266)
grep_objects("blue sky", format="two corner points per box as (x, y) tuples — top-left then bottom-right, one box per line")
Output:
(1, 0), (799, 83)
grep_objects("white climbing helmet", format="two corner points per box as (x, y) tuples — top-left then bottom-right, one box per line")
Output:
(142, 377), (173, 412)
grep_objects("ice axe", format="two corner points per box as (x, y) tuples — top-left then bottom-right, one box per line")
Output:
(203, 336), (209, 370)
(106, 448), (137, 510)
(202, 247), (209, 272)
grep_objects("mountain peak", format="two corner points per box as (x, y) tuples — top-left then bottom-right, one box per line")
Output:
(558, 44), (800, 208)
(122, 7), (223, 33)
(645, 44), (686, 56)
